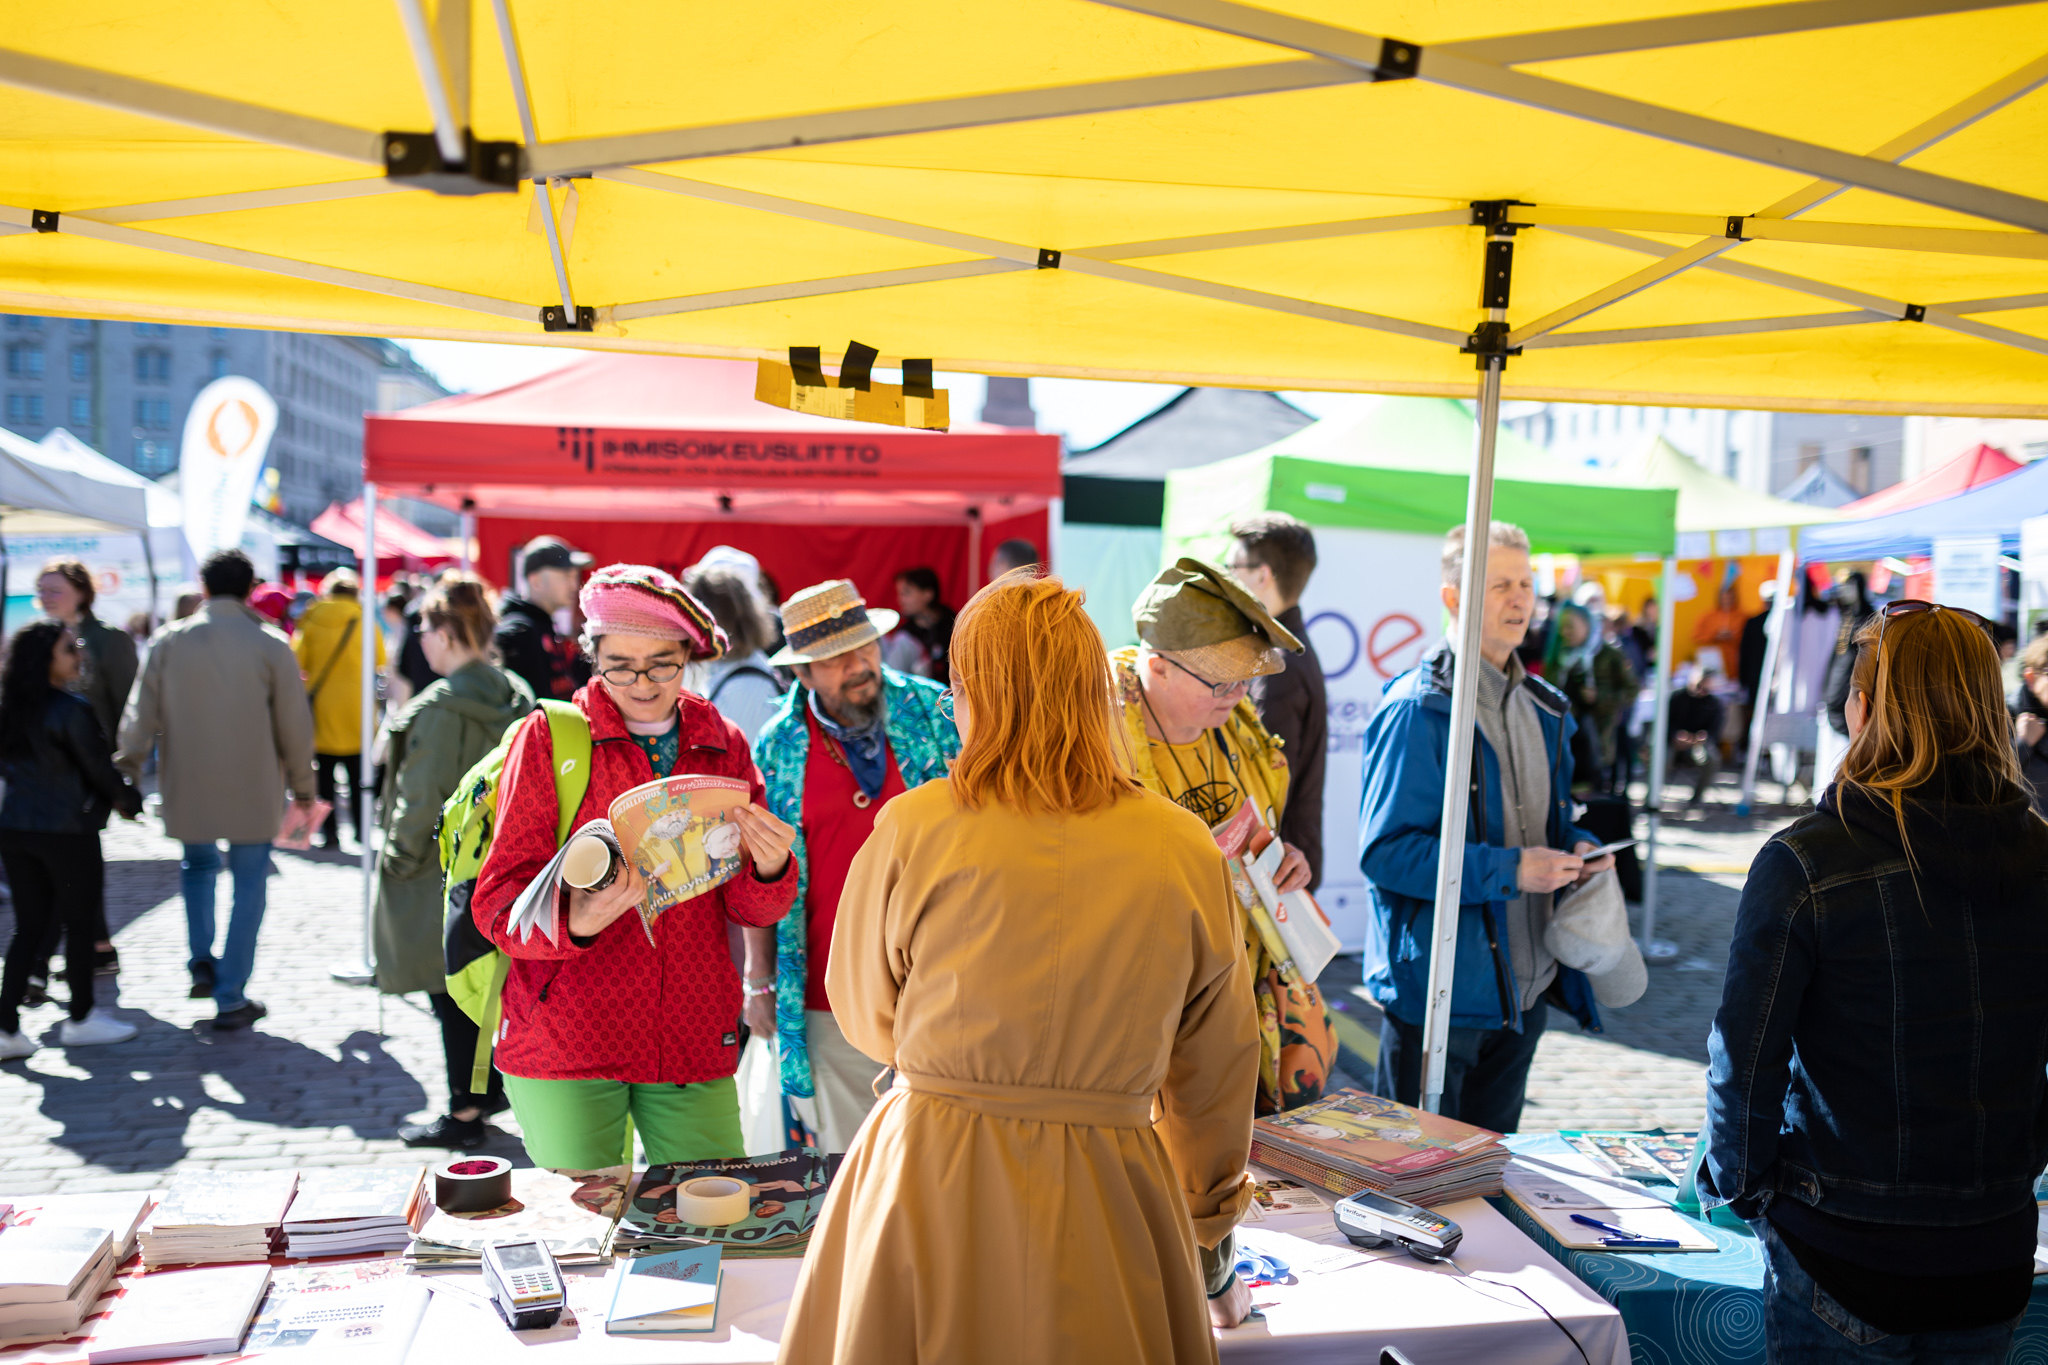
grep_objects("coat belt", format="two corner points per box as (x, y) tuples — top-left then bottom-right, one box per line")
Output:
(891, 1069), (1155, 1129)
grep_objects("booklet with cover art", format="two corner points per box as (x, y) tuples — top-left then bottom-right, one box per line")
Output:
(509, 774), (752, 945)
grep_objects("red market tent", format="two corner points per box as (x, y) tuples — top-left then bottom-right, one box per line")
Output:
(364, 355), (1058, 610)
(1837, 443), (2022, 520)
(310, 497), (457, 576)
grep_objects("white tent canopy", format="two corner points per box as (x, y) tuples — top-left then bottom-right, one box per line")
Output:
(0, 425), (149, 536)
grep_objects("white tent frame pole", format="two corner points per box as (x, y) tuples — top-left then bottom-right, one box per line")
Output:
(1420, 216), (1512, 1113)
(335, 482), (380, 986)
(1639, 556), (1678, 959)
(1738, 547), (1798, 812)
(393, 0), (467, 166)
(488, 0), (579, 320)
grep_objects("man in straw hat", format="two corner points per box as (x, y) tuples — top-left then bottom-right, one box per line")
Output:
(751, 579), (961, 1150)
(1110, 557), (1338, 1115)
(1358, 521), (1634, 1136)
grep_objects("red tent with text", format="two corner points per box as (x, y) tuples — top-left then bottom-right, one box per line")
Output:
(363, 355), (1059, 609)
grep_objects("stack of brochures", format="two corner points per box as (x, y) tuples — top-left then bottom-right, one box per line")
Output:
(139, 1170), (299, 1268)
(613, 1150), (841, 1260)
(282, 1166), (426, 1258)
(0, 1221), (118, 1345)
(85, 1263), (271, 1364)
(406, 1167), (622, 1269)
(1249, 1090), (1509, 1206)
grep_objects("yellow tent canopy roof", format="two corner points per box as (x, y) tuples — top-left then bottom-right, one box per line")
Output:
(1, 0), (2045, 412)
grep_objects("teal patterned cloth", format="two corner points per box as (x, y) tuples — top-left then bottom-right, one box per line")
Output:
(752, 667), (960, 1100)
(1497, 1134), (2048, 1364)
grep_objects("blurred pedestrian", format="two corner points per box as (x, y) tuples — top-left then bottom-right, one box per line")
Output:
(880, 566), (954, 680)
(1668, 663), (1727, 806)
(754, 579), (960, 1151)
(294, 569), (385, 850)
(24, 559), (136, 995)
(2013, 633), (2048, 817)
(495, 535), (590, 701)
(1551, 601), (1635, 794)
(682, 564), (784, 745)
(376, 576), (534, 1149)
(117, 550), (318, 1031)
(0, 622), (143, 1058)
(1705, 602), (2048, 1360)
(986, 537), (1038, 582)
(1694, 582), (1746, 671)
(1227, 512), (1328, 889)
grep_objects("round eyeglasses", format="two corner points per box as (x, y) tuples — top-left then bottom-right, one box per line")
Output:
(1163, 655), (1251, 700)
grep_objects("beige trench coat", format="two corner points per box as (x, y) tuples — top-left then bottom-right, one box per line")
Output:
(117, 598), (317, 844)
(778, 779), (1258, 1365)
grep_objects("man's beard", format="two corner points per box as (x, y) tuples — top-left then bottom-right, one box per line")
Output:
(823, 675), (885, 730)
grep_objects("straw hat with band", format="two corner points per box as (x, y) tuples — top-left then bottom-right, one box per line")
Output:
(770, 580), (900, 666)
(1133, 557), (1302, 683)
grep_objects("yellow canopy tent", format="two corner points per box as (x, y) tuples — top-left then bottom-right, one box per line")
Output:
(6, 0), (2046, 1109)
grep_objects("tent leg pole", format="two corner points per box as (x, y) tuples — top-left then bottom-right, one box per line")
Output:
(1420, 359), (1506, 1115)
(967, 509), (983, 594)
(1736, 549), (1795, 815)
(1639, 556), (1678, 960)
(334, 481), (379, 986)
(459, 506), (475, 573)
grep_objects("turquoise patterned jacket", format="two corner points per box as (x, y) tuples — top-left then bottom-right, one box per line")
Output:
(752, 667), (960, 1098)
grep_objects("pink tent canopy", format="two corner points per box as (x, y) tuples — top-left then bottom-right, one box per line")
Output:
(1838, 444), (2021, 520)
(311, 498), (456, 573)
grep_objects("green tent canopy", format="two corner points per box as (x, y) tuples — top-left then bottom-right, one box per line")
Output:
(1162, 396), (1677, 560)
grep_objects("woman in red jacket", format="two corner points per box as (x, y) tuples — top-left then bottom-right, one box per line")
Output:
(472, 564), (797, 1169)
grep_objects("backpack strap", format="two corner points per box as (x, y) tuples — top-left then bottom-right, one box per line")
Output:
(469, 699), (593, 1096)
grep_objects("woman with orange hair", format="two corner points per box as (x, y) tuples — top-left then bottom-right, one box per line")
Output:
(778, 571), (1260, 1364)
(1704, 603), (2048, 1363)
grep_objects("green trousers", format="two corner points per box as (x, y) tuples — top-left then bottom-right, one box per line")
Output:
(501, 1073), (744, 1169)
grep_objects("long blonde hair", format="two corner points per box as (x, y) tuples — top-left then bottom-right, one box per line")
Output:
(1838, 607), (2024, 854)
(946, 571), (1140, 815)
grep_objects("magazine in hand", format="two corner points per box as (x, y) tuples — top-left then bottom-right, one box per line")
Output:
(614, 1150), (841, 1260)
(509, 774), (752, 946)
(1209, 801), (1340, 985)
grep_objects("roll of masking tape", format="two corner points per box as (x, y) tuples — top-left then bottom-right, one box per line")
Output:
(672, 1176), (751, 1227)
(434, 1155), (513, 1213)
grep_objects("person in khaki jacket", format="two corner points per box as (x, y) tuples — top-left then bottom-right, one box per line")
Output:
(117, 550), (317, 1031)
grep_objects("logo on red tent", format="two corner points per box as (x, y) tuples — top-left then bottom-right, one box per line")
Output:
(558, 426), (598, 472)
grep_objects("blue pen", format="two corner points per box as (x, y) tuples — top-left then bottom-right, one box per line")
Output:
(1571, 1213), (1679, 1248)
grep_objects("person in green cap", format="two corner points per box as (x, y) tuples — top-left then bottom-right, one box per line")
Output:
(1111, 557), (1338, 1115)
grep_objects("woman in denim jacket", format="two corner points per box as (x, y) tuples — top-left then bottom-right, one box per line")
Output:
(1704, 603), (2048, 1362)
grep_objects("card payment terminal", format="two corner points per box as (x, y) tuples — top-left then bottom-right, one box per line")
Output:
(1332, 1189), (1463, 1262)
(481, 1237), (567, 1330)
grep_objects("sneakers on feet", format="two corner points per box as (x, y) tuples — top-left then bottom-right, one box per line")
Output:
(58, 1010), (137, 1047)
(21, 977), (50, 1008)
(211, 999), (268, 1032)
(397, 1114), (488, 1150)
(188, 961), (215, 1000)
(0, 1030), (36, 1061)
(93, 945), (120, 977)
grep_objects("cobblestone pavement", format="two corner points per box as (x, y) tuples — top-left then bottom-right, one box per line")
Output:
(0, 779), (1799, 1193)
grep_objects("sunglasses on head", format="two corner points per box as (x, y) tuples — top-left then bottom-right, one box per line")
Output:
(1876, 599), (1991, 639)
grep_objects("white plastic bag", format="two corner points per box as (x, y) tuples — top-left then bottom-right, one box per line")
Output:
(734, 1034), (783, 1157)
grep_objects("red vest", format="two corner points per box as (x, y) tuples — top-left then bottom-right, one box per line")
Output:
(801, 708), (906, 1011)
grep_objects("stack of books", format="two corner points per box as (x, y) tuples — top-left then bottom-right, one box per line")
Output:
(406, 1167), (621, 1269)
(85, 1263), (271, 1364)
(1249, 1090), (1510, 1207)
(613, 1150), (840, 1260)
(139, 1171), (299, 1268)
(0, 1222), (117, 1345)
(282, 1166), (426, 1259)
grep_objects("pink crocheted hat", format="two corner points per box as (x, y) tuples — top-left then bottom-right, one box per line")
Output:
(578, 563), (726, 662)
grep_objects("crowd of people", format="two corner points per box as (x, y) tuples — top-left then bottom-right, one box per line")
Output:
(0, 514), (2045, 1361)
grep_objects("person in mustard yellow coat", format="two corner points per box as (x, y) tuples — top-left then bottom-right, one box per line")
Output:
(778, 571), (1261, 1365)
(292, 568), (385, 849)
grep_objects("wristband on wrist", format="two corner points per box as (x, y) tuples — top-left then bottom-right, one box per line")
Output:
(743, 978), (774, 997)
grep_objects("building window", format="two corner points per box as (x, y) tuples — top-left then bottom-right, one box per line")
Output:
(5, 394), (23, 423)
(134, 437), (172, 475)
(1850, 445), (1873, 494)
(69, 348), (89, 380)
(134, 322), (172, 339)
(135, 348), (170, 383)
(68, 394), (90, 427)
(4, 316), (42, 332)
(70, 319), (91, 334)
(5, 344), (44, 378)
(209, 352), (229, 380)
(132, 397), (171, 430)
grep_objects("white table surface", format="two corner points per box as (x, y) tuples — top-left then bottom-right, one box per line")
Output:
(402, 1197), (1625, 1365)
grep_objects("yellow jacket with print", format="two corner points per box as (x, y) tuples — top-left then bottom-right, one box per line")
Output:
(293, 597), (385, 755)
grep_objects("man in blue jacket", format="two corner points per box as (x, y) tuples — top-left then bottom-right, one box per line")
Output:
(1358, 521), (1614, 1133)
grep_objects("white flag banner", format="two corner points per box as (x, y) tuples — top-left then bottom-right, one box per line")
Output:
(180, 377), (277, 565)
